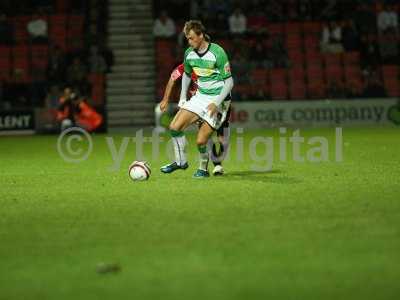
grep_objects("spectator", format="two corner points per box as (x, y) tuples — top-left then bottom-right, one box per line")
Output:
(85, 23), (100, 47)
(0, 13), (13, 45)
(153, 11), (176, 38)
(360, 34), (380, 69)
(327, 80), (346, 99)
(320, 21), (344, 54)
(30, 72), (47, 107)
(9, 70), (30, 108)
(252, 88), (268, 101)
(47, 45), (66, 85)
(98, 42), (114, 73)
(164, 0), (191, 22)
(210, 12), (228, 37)
(319, 0), (339, 20)
(57, 87), (103, 132)
(204, 0), (231, 20)
(27, 9), (48, 44)
(228, 8), (247, 36)
(247, 10), (268, 36)
(298, 0), (313, 21)
(379, 32), (399, 64)
(354, 3), (376, 35)
(67, 57), (88, 85)
(342, 19), (360, 51)
(265, 0), (285, 22)
(270, 35), (289, 68)
(362, 76), (386, 98)
(287, 0), (299, 21)
(44, 84), (61, 109)
(377, 4), (398, 34)
(231, 52), (250, 84)
(345, 82), (363, 99)
(249, 41), (273, 69)
(0, 80), (9, 109)
(88, 45), (107, 73)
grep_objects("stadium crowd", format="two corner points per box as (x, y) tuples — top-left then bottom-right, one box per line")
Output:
(154, 0), (399, 101)
(0, 0), (112, 114)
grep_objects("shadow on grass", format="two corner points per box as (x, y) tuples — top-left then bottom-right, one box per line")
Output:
(222, 169), (302, 184)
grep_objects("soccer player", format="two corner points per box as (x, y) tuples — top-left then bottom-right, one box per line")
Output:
(160, 20), (234, 178)
(158, 62), (231, 175)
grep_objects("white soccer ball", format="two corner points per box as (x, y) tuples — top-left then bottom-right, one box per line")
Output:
(128, 161), (151, 181)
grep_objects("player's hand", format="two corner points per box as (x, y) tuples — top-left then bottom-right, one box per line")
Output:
(160, 98), (168, 112)
(207, 103), (218, 117)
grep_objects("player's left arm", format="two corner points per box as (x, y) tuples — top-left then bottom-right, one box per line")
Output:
(208, 47), (234, 116)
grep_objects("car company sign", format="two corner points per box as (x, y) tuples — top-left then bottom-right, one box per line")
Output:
(230, 99), (400, 128)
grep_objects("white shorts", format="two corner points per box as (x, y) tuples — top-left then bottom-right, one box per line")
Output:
(181, 93), (231, 129)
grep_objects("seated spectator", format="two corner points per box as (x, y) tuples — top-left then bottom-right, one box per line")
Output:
(0, 13), (13, 45)
(251, 88), (268, 101)
(66, 57), (88, 87)
(362, 76), (386, 98)
(319, 0), (339, 20)
(30, 72), (47, 107)
(377, 4), (398, 35)
(342, 19), (360, 51)
(265, 0), (285, 22)
(27, 9), (48, 44)
(231, 52), (250, 84)
(320, 21), (344, 54)
(360, 34), (380, 69)
(57, 87), (103, 132)
(249, 41), (273, 69)
(345, 82), (363, 99)
(379, 32), (399, 64)
(287, 0), (299, 20)
(354, 3), (376, 35)
(298, 0), (313, 21)
(247, 10), (268, 36)
(88, 45), (107, 74)
(8, 70), (30, 108)
(44, 84), (61, 109)
(153, 11), (176, 38)
(327, 80), (346, 99)
(98, 42), (114, 73)
(47, 45), (66, 85)
(0, 80), (10, 109)
(228, 8), (247, 36)
(270, 35), (289, 68)
(210, 12), (229, 38)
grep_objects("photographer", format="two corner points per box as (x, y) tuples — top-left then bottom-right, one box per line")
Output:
(57, 87), (103, 132)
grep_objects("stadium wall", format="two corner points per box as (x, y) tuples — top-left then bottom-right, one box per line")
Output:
(2, 99), (400, 135)
(230, 98), (400, 128)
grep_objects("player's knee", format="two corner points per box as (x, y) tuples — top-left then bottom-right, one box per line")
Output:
(196, 136), (208, 146)
(169, 122), (180, 132)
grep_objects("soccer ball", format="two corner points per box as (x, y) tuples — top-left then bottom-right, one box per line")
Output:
(128, 161), (151, 181)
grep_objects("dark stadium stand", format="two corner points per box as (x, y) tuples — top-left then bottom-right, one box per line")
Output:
(0, 0), (109, 111)
(154, 0), (400, 101)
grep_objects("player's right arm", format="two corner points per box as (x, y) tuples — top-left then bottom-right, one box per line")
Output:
(179, 48), (193, 106)
(160, 64), (184, 112)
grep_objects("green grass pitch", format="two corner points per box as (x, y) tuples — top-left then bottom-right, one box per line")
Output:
(1, 127), (400, 299)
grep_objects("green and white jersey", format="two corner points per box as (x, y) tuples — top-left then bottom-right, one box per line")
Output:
(184, 43), (232, 96)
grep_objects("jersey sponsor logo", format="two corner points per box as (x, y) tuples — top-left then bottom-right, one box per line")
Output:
(193, 67), (215, 77)
(224, 62), (231, 75)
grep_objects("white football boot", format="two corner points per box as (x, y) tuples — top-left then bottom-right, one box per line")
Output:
(212, 165), (224, 176)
